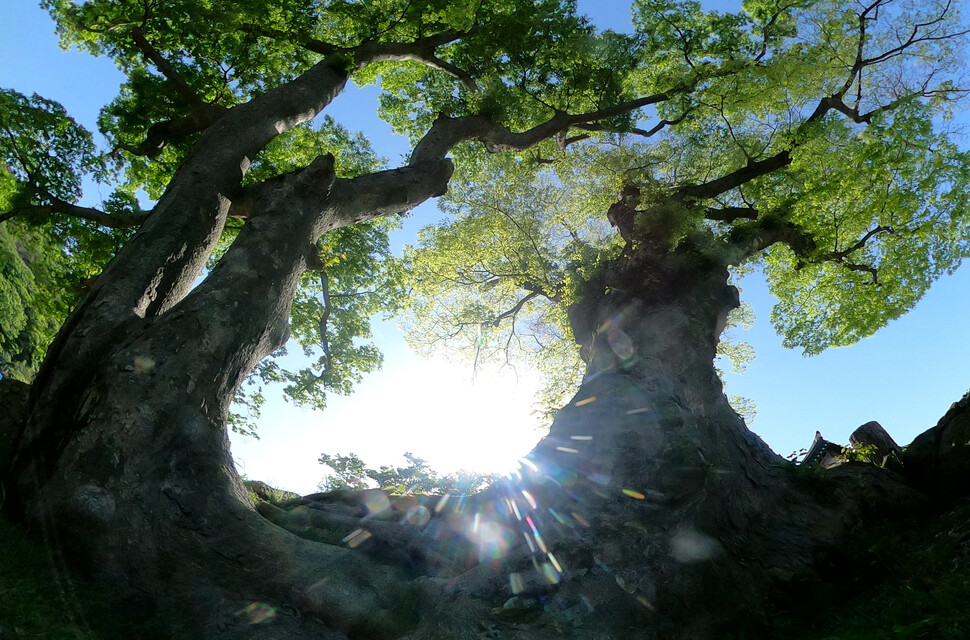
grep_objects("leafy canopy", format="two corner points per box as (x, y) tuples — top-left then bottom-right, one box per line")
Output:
(400, 0), (970, 411)
(2, 0), (651, 424)
(3, 0), (968, 434)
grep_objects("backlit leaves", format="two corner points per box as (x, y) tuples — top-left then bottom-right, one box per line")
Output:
(0, 88), (99, 204)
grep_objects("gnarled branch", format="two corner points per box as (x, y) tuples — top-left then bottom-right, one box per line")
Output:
(117, 105), (226, 158)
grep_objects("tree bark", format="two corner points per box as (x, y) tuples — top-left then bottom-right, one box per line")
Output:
(2, 88), (937, 638)
(6, 185), (930, 638)
(246, 226), (928, 639)
(5, 147), (454, 638)
(414, 228), (924, 638)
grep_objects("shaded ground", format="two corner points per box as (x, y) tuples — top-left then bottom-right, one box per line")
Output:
(3, 479), (969, 639)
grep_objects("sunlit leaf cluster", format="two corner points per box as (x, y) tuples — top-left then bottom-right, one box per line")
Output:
(401, 0), (970, 401)
(318, 451), (496, 495)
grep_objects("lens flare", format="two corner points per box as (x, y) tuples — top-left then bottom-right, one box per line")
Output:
(342, 528), (372, 548)
(520, 490), (537, 510)
(406, 505), (430, 526)
(541, 562), (561, 584)
(363, 492), (390, 515)
(237, 602), (276, 624)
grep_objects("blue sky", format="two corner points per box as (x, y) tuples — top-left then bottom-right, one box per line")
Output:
(2, 1), (969, 494)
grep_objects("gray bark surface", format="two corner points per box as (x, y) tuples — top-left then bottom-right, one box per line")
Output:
(1, 42), (952, 636)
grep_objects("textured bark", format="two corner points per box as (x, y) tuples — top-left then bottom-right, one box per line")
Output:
(6, 179), (932, 638)
(244, 226), (928, 640)
(6, 123), (454, 640)
(393, 231), (924, 638)
(2, 52), (945, 637)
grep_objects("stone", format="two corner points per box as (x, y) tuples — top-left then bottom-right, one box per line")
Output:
(849, 421), (903, 468)
(903, 391), (970, 500)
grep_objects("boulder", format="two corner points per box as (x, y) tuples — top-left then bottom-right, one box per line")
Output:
(903, 390), (970, 500)
(849, 421), (903, 468)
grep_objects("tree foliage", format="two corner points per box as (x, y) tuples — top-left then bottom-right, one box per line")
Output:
(5, 0), (657, 431)
(401, 0), (970, 406)
(318, 451), (496, 495)
(0, 87), (134, 380)
(2, 0), (968, 436)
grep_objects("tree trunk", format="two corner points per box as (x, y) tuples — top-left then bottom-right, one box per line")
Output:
(4, 190), (926, 638)
(5, 150), (454, 638)
(243, 232), (927, 639)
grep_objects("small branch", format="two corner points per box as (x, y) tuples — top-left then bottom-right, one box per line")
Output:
(521, 280), (561, 304)
(828, 225), (894, 261)
(316, 269), (335, 378)
(131, 27), (207, 110)
(422, 54), (481, 93)
(575, 108), (694, 139)
(490, 290), (541, 327)
(843, 261), (880, 285)
(556, 131), (591, 150)
(859, 0), (968, 69)
(704, 206), (759, 222)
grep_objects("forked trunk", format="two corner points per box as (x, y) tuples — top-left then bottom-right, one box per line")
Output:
(5, 217), (923, 638)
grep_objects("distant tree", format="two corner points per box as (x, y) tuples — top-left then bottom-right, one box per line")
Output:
(318, 450), (496, 494)
(0, 1), (967, 638)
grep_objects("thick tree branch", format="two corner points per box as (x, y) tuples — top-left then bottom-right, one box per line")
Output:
(674, 151), (792, 202)
(243, 24), (480, 90)
(326, 160), (455, 229)
(722, 213), (816, 264)
(353, 31), (481, 91)
(31, 55), (353, 404)
(117, 106), (226, 158)
(674, 84), (945, 203)
(411, 94), (686, 165)
(0, 199), (149, 228)
(409, 61), (749, 165)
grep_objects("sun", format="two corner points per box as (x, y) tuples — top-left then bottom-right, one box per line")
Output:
(229, 353), (548, 495)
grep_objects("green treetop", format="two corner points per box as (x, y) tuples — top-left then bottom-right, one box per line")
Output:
(401, 0), (970, 409)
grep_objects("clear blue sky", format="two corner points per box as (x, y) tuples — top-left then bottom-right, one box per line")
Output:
(2, 1), (969, 494)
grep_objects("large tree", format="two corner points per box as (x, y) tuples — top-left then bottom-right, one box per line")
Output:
(1, 0), (969, 638)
